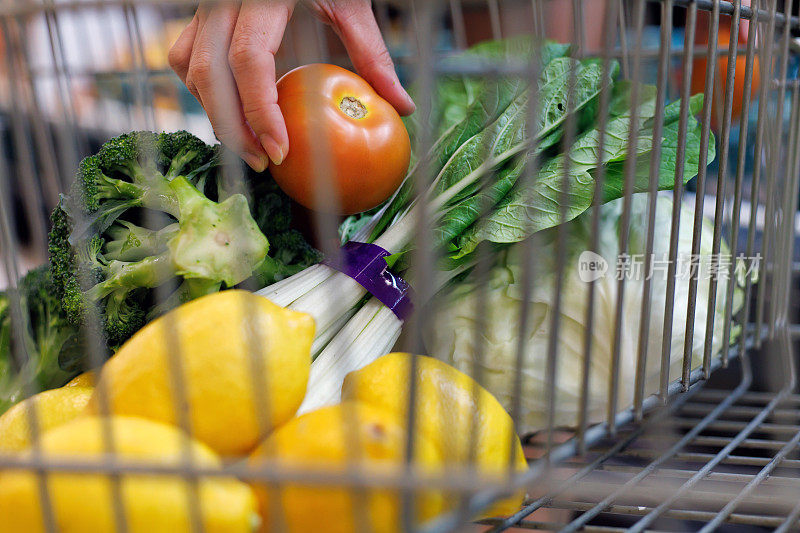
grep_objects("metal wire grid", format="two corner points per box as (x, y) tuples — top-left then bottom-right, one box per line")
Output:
(483, 356), (800, 531)
(0, 0), (799, 531)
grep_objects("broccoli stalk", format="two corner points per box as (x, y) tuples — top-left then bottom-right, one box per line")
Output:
(167, 176), (270, 288)
(86, 176), (270, 303)
(48, 130), (321, 351)
(104, 221), (178, 262)
(49, 131), (270, 348)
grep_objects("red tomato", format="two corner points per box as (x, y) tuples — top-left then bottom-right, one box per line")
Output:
(270, 64), (411, 215)
(689, 14), (760, 127)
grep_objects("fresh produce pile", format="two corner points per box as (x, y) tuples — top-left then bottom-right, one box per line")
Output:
(0, 291), (526, 532)
(0, 34), (745, 529)
(258, 36), (718, 414)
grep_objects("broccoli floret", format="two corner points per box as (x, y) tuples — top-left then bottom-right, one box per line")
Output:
(252, 185), (294, 235)
(251, 230), (323, 285)
(0, 266), (86, 413)
(49, 131), (270, 348)
(0, 293), (11, 403)
(156, 130), (215, 180)
(270, 231), (323, 270)
(247, 177), (323, 286)
(48, 130), (322, 349)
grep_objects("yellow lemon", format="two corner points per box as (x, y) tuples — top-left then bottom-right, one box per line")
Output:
(341, 353), (528, 517)
(0, 416), (258, 533)
(249, 401), (443, 533)
(0, 387), (92, 453)
(88, 290), (314, 456)
(64, 370), (96, 388)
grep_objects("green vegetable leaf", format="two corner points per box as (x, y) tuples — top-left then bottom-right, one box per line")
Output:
(384, 252), (406, 269)
(452, 80), (656, 258)
(432, 155), (527, 250)
(601, 94), (711, 201)
(431, 56), (613, 209)
(370, 75), (525, 242)
(370, 40), (580, 243)
(428, 38), (572, 138)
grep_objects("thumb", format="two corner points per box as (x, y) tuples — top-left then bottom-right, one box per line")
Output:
(326, 1), (415, 115)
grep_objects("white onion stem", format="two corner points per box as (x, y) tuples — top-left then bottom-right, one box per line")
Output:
(287, 273), (367, 333)
(299, 299), (402, 414)
(310, 306), (358, 358)
(255, 264), (333, 307)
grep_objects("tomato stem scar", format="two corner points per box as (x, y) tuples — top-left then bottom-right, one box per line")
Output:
(339, 96), (367, 119)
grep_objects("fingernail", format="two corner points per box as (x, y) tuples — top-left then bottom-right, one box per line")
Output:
(402, 91), (416, 113)
(260, 135), (285, 166)
(242, 152), (268, 173)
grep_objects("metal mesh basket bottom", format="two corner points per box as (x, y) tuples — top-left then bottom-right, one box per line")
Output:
(480, 352), (800, 532)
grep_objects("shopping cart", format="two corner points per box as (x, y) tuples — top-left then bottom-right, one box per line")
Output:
(1, 0), (799, 531)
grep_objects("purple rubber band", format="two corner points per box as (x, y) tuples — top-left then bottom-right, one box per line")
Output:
(323, 241), (414, 321)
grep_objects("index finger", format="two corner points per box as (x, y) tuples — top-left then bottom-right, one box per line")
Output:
(229, 0), (296, 166)
(168, 13), (199, 84)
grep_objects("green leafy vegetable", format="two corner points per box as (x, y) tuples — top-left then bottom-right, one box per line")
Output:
(432, 60), (623, 257)
(346, 38), (577, 242)
(601, 94), (711, 201)
(427, 37), (572, 139)
(451, 81), (654, 256)
(427, 194), (743, 435)
(451, 84), (714, 259)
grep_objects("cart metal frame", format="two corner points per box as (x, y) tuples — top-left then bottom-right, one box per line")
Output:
(1, 0), (800, 531)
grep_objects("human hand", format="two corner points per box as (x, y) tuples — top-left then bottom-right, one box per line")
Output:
(168, 0), (415, 172)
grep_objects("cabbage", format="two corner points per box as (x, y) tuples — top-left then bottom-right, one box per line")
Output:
(427, 194), (745, 435)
